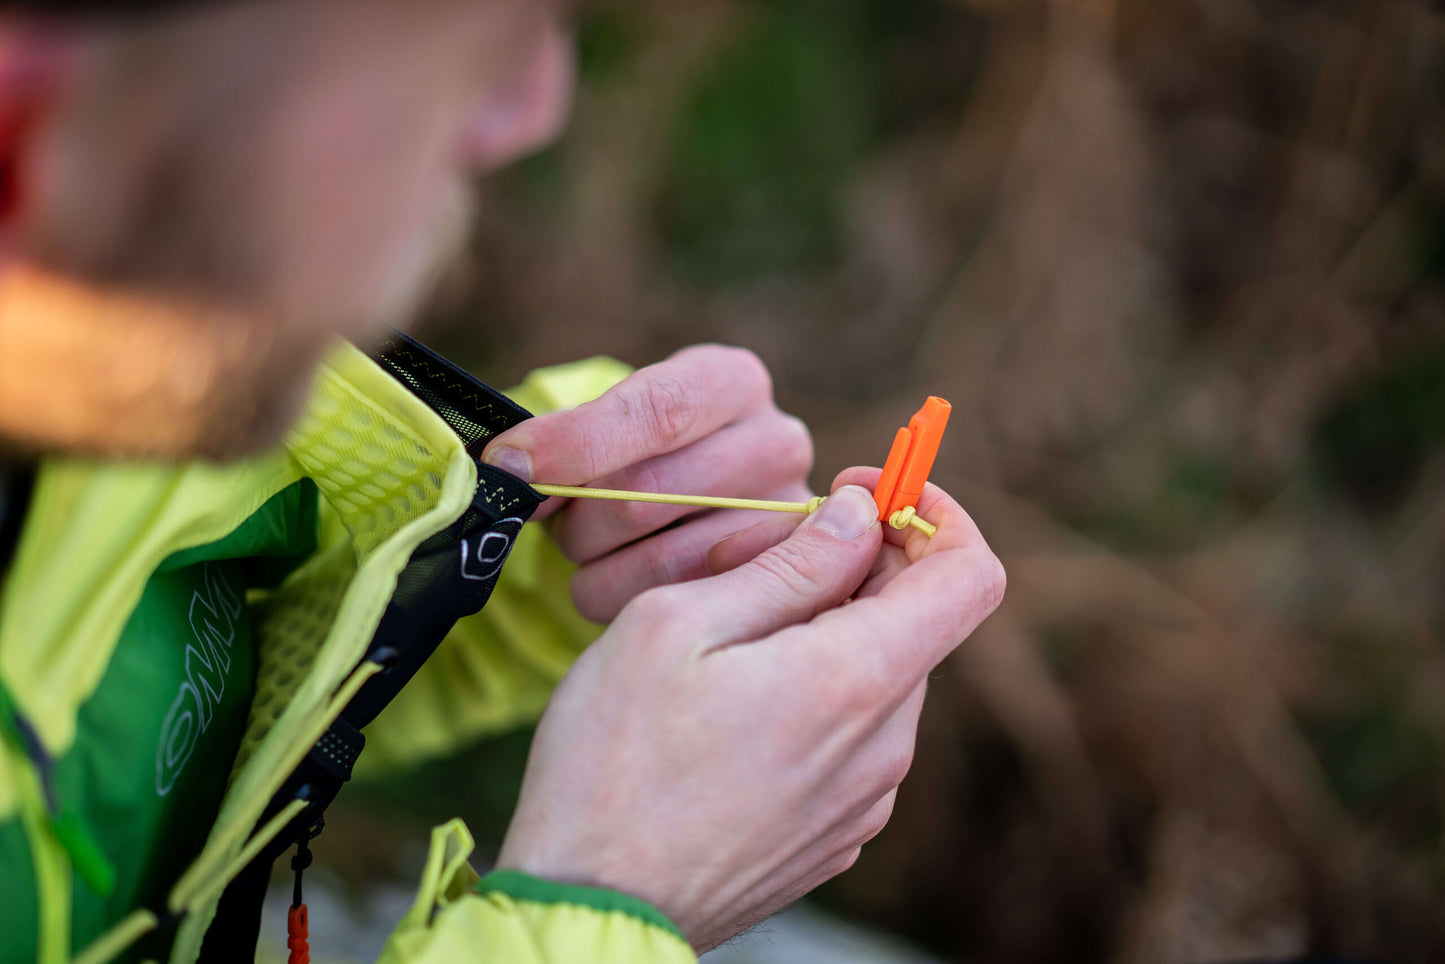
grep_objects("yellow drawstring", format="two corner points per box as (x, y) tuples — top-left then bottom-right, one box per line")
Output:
(886, 505), (936, 538)
(528, 484), (937, 536)
(71, 910), (157, 964)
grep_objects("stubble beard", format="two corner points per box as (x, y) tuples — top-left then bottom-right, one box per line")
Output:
(6, 169), (480, 461)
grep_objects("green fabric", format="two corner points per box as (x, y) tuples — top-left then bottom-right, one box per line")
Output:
(0, 481), (316, 962)
(476, 870), (687, 946)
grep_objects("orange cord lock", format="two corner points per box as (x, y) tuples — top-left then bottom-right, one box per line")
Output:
(873, 397), (951, 528)
(287, 903), (310, 964)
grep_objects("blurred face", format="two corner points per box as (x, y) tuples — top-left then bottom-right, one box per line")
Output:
(0, 0), (574, 456)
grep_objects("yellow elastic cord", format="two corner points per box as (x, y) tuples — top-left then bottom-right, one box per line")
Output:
(888, 505), (937, 538)
(185, 797), (309, 910)
(529, 484), (823, 516)
(530, 484), (938, 537)
(72, 911), (158, 964)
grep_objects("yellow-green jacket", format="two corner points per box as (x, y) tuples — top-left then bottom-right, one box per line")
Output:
(0, 342), (696, 964)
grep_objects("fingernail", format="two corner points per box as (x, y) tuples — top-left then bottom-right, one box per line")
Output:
(483, 445), (533, 482)
(804, 485), (878, 541)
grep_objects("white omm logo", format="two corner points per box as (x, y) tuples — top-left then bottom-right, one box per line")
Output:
(460, 517), (524, 583)
(155, 562), (244, 796)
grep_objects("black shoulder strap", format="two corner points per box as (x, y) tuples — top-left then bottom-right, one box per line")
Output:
(195, 333), (543, 963)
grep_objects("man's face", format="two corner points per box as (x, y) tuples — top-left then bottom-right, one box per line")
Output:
(5, 0), (574, 454)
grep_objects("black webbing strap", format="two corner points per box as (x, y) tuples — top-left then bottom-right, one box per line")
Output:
(197, 333), (543, 962)
(370, 332), (533, 458)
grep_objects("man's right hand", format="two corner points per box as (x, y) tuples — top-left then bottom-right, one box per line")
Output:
(496, 475), (1005, 953)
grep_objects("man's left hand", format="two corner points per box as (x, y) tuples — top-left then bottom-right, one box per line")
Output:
(481, 345), (813, 622)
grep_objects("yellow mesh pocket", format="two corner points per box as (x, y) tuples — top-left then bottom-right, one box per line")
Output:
(233, 544), (356, 775)
(287, 374), (446, 559)
(226, 351), (462, 780)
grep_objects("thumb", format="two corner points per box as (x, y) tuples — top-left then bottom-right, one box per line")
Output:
(681, 485), (883, 649)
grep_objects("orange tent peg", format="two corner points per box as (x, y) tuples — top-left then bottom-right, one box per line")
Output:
(873, 397), (951, 524)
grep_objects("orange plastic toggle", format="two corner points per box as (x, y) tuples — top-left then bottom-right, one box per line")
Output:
(873, 396), (951, 522)
(287, 904), (310, 964)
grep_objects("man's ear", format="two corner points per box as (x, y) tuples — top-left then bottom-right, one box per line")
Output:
(460, 18), (575, 172)
(0, 19), (73, 236)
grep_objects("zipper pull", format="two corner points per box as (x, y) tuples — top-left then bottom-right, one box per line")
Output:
(286, 904), (309, 964)
(287, 818), (322, 964)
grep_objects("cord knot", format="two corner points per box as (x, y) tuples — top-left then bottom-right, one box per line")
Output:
(888, 506), (916, 530)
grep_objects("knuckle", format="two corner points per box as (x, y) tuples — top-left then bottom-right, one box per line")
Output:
(645, 535), (704, 590)
(681, 343), (772, 402)
(614, 490), (664, 532)
(726, 346), (774, 399)
(812, 645), (887, 713)
(622, 585), (690, 633)
(635, 371), (696, 445)
(779, 413), (815, 476)
(749, 538), (825, 602)
(612, 461), (672, 530)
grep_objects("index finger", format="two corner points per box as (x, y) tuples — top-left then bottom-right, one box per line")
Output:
(481, 345), (773, 485)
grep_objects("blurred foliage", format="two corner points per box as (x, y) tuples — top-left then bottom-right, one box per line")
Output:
(336, 0), (1445, 961)
(655, 3), (870, 282)
(1312, 347), (1445, 513)
(652, 0), (983, 285)
(1300, 686), (1443, 838)
(576, 3), (649, 84)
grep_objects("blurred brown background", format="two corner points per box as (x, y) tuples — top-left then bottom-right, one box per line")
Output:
(334, 1), (1445, 960)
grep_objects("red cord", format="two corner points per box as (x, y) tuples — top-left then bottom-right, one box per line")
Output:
(287, 903), (310, 964)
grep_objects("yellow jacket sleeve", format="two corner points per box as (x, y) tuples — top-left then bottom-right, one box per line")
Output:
(380, 821), (695, 964)
(358, 356), (632, 773)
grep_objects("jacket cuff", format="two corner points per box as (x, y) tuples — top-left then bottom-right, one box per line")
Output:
(477, 869), (688, 946)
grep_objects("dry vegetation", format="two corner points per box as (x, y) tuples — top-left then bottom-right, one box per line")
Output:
(346, 1), (1445, 960)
